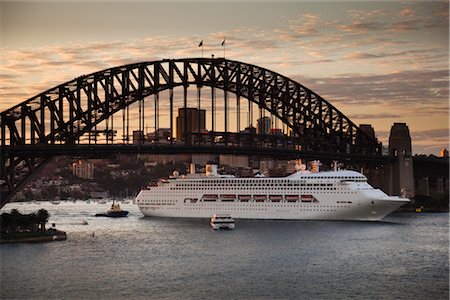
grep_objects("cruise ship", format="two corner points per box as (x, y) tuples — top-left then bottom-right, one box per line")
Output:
(135, 163), (410, 221)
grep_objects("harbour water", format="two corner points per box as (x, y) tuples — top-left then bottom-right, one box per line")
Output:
(1, 201), (448, 299)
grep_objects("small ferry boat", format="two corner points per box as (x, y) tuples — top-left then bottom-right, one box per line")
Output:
(95, 201), (129, 218)
(210, 214), (235, 230)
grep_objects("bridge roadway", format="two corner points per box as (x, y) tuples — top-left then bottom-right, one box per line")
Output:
(2, 144), (391, 163)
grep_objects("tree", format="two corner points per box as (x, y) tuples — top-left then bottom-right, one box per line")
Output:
(23, 213), (39, 232)
(36, 209), (50, 232)
(10, 209), (20, 233)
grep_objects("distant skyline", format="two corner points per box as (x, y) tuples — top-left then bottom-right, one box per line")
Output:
(1, 0), (448, 155)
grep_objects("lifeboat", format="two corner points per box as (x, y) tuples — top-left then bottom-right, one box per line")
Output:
(285, 195), (299, 202)
(238, 195), (252, 202)
(253, 195), (267, 202)
(184, 198), (198, 203)
(301, 195), (315, 202)
(220, 194), (236, 202)
(269, 195), (283, 202)
(202, 194), (218, 201)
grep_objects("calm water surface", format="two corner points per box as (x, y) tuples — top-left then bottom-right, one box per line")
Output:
(1, 201), (448, 299)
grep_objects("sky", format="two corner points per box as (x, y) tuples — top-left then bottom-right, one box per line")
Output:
(0, 0), (449, 155)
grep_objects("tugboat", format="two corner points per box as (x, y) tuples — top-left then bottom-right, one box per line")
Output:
(95, 201), (129, 218)
(210, 214), (235, 230)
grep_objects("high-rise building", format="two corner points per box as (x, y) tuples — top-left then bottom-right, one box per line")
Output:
(132, 130), (144, 144)
(176, 108), (206, 141)
(72, 160), (94, 180)
(257, 117), (271, 134)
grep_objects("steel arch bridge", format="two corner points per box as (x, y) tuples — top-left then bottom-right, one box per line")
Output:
(0, 58), (381, 206)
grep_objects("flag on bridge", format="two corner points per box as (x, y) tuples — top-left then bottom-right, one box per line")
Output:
(199, 40), (203, 47)
(221, 38), (226, 58)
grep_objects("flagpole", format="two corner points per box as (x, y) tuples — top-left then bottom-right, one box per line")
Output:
(199, 40), (204, 58)
(223, 37), (226, 59)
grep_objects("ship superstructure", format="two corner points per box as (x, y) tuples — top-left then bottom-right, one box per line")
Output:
(135, 163), (409, 221)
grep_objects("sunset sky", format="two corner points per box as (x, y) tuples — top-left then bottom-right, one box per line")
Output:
(1, 0), (448, 155)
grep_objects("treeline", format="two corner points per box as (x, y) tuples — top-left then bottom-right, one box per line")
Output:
(1, 209), (50, 234)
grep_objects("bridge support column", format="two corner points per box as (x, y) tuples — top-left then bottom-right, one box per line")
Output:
(388, 123), (414, 197)
(436, 177), (444, 194)
(417, 177), (430, 195)
(170, 88), (173, 144)
(154, 93), (159, 142)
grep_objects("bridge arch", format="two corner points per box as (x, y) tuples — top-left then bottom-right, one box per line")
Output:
(1, 58), (381, 205)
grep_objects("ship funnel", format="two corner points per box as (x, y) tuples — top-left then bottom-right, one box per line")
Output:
(190, 163), (196, 175)
(206, 163), (218, 177)
(333, 160), (339, 172)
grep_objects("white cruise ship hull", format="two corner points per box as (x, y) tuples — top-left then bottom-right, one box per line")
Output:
(135, 168), (410, 221)
(137, 197), (407, 221)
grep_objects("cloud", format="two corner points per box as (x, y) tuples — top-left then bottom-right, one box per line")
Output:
(348, 113), (402, 120)
(345, 48), (447, 60)
(271, 2), (448, 65)
(291, 69), (449, 109)
(411, 128), (449, 155)
(339, 20), (386, 34)
(412, 128), (449, 141)
(275, 14), (323, 40)
(345, 52), (387, 60)
(399, 7), (415, 17)
(0, 74), (20, 80)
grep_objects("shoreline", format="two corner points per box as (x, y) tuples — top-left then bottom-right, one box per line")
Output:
(1, 229), (67, 244)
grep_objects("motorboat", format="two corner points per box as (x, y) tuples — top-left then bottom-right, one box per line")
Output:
(210, 214), (235, 230)
(95, 201), (129, 218)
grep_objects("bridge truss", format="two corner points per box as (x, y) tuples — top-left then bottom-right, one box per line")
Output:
(1, 58), (381, 206)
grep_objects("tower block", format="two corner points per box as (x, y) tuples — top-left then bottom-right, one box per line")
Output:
(389, 123), (414, 197)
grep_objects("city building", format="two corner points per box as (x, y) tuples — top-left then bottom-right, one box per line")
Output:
(176, 107), (206, 141)
(72, 160), (94, 180)
(270, 128), (283, 135)
(132, 130), (144, 144)
(257, 116), (271, 135)
(219, 155), (249, 168)
(241, 126), (256, 134)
